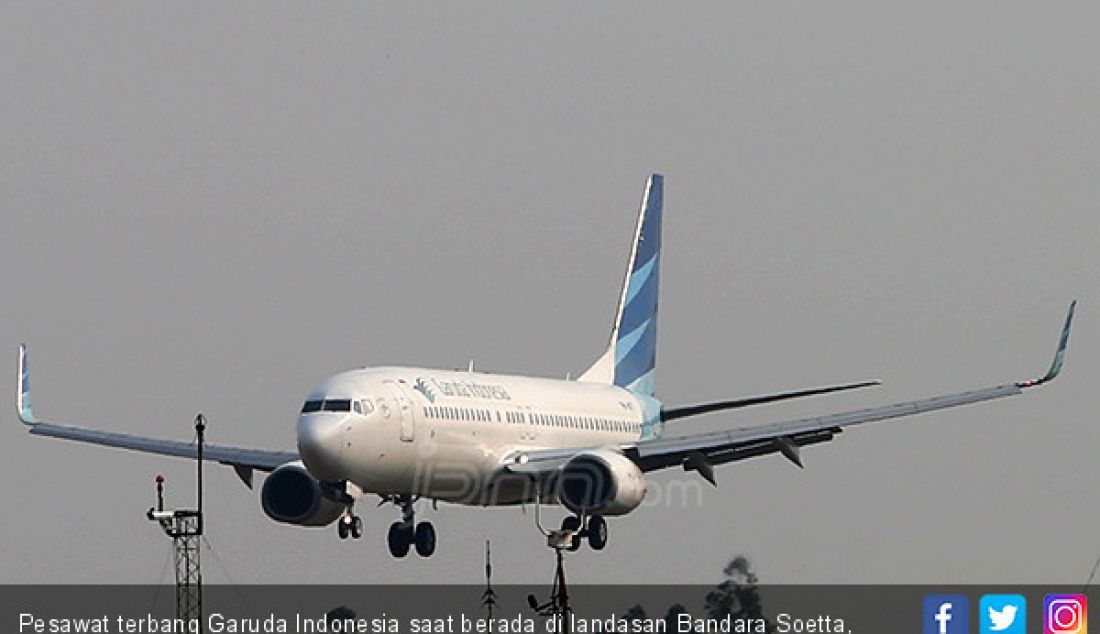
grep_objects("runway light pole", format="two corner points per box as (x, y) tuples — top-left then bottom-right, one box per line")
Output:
(146, 414), (206, 634)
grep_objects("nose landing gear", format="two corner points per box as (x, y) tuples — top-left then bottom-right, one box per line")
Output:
(336, 512), (363, 540)
(328, 481), (364, 541)
(384, 494), (436, 558)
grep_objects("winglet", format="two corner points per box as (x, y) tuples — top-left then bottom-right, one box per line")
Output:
(16, 344), (38, 424)
(1018, 300), (1076, 388)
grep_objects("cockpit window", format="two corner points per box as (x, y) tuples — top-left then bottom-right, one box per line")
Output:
(302, 399), (356, 413)
(322, 399), (352, 412)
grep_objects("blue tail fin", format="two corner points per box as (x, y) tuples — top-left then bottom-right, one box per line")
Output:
(579, 174), (663, 396)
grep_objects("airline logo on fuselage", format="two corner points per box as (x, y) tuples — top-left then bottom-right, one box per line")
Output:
(413, 377), (511, 403)
(413, 378), (437, 403)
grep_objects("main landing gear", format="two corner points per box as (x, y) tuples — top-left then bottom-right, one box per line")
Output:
(385, 494), (436, 558)
(559, 514), (608, 551)
(531, 486), (610, 552)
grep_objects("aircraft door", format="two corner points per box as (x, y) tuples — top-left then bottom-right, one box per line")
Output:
(383, 381), (415, 442)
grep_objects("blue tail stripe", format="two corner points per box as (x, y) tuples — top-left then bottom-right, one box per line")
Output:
(615, 319), (651, 364)
(615, 320), (657, 387)
(626, 256), (657, 305)
(618, 264), (659, 336)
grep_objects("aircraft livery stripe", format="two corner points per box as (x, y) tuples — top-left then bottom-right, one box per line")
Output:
(616, 320), (657, 388)
(617, 260), (659, 339)
(615, 319), (651, 364)
(626, 256), (657, 305)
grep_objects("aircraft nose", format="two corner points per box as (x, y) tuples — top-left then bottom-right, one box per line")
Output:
(297, 413), (346, 481)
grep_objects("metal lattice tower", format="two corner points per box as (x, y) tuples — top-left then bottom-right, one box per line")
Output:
(482, 540), (496, 620)
(147, 414), (205, 633)
(527, 539), (572, 634)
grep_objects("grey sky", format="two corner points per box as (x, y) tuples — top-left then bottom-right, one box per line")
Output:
(1, 2), (1097, 585)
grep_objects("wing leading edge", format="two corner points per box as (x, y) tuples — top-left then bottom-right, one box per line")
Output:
(507, 301), (1076, 485)
(16, 345), (297, 484)
(626, 300), (1076, 482)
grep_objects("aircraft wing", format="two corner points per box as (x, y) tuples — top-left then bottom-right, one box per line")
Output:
(508, 301), (1076, 485)
(16, 345), (297, 486)
(627, 383), (1021, 482)
(628, 301), (1075, 483)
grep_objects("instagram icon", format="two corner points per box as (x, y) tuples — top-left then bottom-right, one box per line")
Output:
(1045, 594), (1088, 634)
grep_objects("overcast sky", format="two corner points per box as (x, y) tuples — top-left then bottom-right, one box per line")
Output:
(1, 2), (1097, 585)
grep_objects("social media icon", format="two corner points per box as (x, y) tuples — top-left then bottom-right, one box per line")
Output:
(925, 595), (970, 634)
(981, 595), (1026, 634)
(1045, 594), (1088, 634)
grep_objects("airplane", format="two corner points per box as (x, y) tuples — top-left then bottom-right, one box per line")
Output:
(16, 174), (1076, 559)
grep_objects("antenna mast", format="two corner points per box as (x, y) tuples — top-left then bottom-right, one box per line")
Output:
(482, 540), (496, 620)
(147, 414), (206, 633)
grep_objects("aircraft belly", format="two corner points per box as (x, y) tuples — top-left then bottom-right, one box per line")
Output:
(411, 425), (500, 503)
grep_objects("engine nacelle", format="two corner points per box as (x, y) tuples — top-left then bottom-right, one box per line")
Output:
(558, 448), (647, 516)
(260, 461), (344, 527)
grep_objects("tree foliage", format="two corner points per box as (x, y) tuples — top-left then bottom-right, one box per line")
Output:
(623, 556), (771, 634)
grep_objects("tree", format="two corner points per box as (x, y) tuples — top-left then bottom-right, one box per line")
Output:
(663, 603), (690, 633)
(623, 604), (647, 623)
(620, 556), (771, 633)
(703, 557), (771, 632)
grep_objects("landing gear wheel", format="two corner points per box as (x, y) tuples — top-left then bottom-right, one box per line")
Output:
(387, 522), (412, 558)
(587, 515), (608, 550)
(561, 516), (581, 551)
(337, 518), (350, 540)
(351, 515), (363, 540)
(414, 522), (436, 557)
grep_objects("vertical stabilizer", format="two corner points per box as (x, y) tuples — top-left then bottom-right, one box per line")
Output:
(579, 174), (663, 396)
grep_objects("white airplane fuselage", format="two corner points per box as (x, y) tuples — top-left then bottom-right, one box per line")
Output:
(297, 367), (658, 506)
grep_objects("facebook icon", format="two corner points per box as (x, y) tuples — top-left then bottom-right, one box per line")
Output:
(924, 595), (970, 634)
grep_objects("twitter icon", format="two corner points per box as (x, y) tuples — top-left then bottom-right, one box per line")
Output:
(981, 595), (1026, 634)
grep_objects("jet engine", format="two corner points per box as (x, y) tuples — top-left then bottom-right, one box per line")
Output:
(558, 448), (647, 515)
(261, 461), (344, 526)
